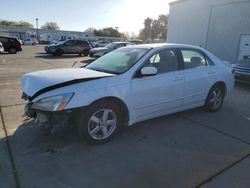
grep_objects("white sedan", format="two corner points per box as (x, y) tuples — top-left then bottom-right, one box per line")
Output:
(20, 44), (235, 144)
(22, 38), (38, 45)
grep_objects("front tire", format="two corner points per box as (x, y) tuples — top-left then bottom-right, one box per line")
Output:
(78, 101), (123, 144)
(205, 84), (225, 112)
(55, 49), (63, 56)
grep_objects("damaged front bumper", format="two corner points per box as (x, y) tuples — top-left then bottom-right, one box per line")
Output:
(24, 101), (84, 133)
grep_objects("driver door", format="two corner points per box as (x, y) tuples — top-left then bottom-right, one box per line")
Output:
(131, 48), (184, 122)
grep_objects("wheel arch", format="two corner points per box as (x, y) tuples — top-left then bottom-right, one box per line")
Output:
(209, 81), (227, 96)
(88, 96), (130, 125)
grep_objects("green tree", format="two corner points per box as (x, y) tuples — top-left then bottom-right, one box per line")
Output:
(41, 22), (60, 30)
(139, 14), (168, 41)
(85, 27), (96, 33)
(93, 27), (122, 38)
(0, 20), (33, 28)
(141, 17), (153, 41)
(157, 14), (168, 40)
(18, 21), (34, 28)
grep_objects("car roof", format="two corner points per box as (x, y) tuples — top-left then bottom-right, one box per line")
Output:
(112, 41), (133, 44)
(124, 43), (205, 50)
(0, 35), (17, 39)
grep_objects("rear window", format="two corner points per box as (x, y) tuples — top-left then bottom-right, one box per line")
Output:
(181, 49), (207, 69)
(0, 37), (8, 42)
(9, 38), (17, 43)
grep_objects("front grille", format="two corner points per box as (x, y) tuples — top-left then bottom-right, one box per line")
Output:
(234, 65), (250, 75)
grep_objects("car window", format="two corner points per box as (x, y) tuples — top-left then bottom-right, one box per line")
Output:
(76, 40), (84, 45)
(0, 37), (8, 42)
(205, 55), (215, 66)
(116, 43), (125, 48)
(65, 40), (76, 46)
(9, 38), (16, 43)
(80, 41), (90, 47)
(181, 50), (207, 69)
(106, 43), (117, 49)
(125, 43), (132, 46)
(143, 49), (179, 74)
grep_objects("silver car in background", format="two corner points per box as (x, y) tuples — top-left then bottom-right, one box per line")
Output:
(89, 42), (134, 58)
(234, 55), (250, 83)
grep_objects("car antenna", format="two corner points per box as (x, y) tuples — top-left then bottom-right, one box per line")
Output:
(72, 61), (78, 67)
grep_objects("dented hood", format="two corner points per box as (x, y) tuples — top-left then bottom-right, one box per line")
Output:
(21, 68), (113, 97)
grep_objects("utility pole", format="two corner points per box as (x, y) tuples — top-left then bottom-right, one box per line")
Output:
(36, 18), (39, 41)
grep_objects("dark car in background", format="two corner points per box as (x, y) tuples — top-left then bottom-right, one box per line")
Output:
(234, 55), (250, 83)
(89, 41), (134, 58)
(0, 36), (22, 54)
(45, 39), (92, 56)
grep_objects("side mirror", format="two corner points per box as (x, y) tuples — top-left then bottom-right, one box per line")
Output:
(136, 67), (157, 77)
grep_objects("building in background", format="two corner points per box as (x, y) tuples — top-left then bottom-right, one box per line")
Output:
(0, 25), (97, 42)
(167, 0), (250, 63)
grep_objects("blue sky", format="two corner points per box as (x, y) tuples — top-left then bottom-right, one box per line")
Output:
(0, 0), (174, 34)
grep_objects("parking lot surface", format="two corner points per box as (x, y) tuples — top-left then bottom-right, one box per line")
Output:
(0, 45), (250, 188)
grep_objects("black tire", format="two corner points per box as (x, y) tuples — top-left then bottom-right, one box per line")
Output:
(205, 84), (225, 112)
(9, 48), (17, 54)
(83, 49), (89, 56)
(55, 49), (63, 56)
(78, 101), (123, 144)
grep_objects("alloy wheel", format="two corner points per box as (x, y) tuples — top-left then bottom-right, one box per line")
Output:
(210, 88), (223, 110)
(87, 108), (117, 140)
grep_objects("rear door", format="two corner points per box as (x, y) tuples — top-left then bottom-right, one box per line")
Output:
(74, 40), (84, 53)
(180, 49), (215, 106)
(131, 48), (184, 121)
(63, 40), (76, 53)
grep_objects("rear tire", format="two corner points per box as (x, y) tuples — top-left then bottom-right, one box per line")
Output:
(205, 84), (225, 112)
(9, 48), (17, 54)
(77, 101), (123, 144)
(83, 49), (89, 56)
(79, 49), (89, 56)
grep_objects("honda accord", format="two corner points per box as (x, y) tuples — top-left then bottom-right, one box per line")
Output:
(21, 44), (235, 144)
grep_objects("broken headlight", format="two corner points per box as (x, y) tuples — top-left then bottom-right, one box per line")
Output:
(32, 93), (74, 111)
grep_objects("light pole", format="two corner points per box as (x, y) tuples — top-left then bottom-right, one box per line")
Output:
(36, 18), (39, 41)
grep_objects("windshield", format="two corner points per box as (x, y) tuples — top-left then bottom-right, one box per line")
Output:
(86, 48), (150, 74)
(56, 41), (66, 45)
(106, 43), (117, 49)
